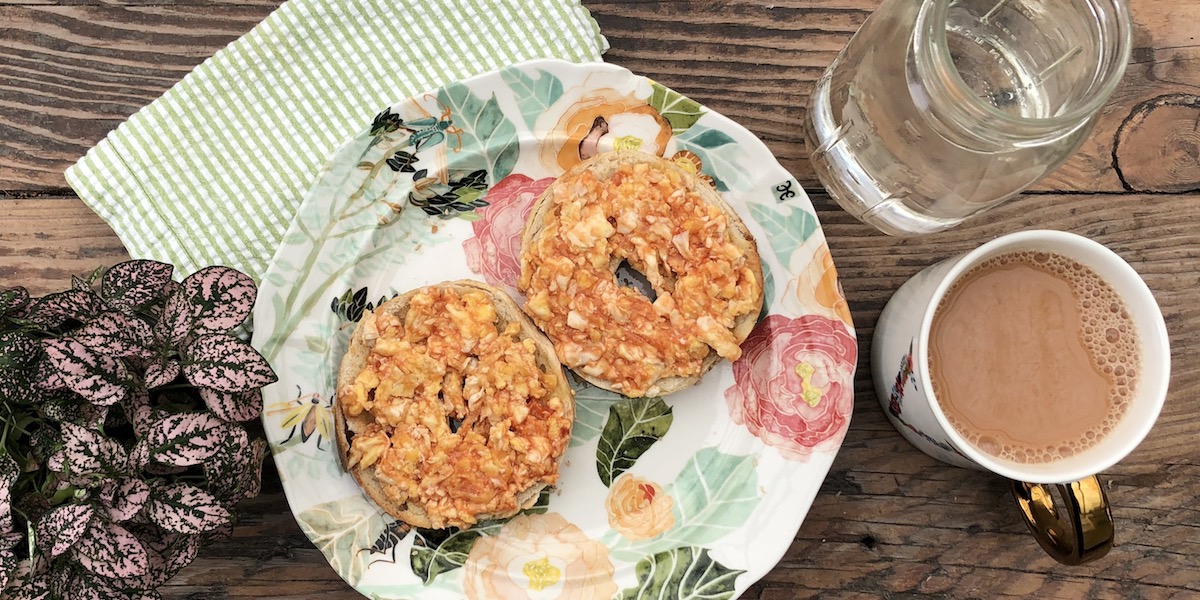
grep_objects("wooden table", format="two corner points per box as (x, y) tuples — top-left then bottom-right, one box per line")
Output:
(3, 1), (1198, 597)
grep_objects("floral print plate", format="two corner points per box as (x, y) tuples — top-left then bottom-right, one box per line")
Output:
(250, 59), (857, 600)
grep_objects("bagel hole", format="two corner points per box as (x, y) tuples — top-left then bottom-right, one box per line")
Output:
(615, 259), (657, 302)
(448, 416), (463, 433)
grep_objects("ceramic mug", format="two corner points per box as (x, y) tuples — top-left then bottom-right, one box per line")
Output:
(871, 230), (1170, 564)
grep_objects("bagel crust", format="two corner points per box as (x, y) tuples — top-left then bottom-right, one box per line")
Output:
(334, 280), (574, 529)
(518, 151), (765, 397)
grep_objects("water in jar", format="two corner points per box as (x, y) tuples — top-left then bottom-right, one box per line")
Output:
(805, 0), (1120, 236)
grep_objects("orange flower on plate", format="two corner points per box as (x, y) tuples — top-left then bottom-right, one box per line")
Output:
(462, 512), (617, 600)
(604, 473), (675, 540)
(788, 243), (853, 327)
(539, 87), (672, 174)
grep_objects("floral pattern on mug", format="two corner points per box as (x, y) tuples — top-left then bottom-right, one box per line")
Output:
(786, 244), (853, 327)
(462, 174), (555, 295)
(887, 341), (969, 460)
(604, 473), (676, 541)
(537, 84), (672, 174)
(461, 512), (617, 600)
(725, 314), (857, 460)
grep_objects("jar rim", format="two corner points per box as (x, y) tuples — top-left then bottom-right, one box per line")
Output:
(916, 0), (1133, 131)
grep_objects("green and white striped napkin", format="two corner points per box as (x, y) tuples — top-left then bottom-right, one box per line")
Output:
(65, 0), (607, 283)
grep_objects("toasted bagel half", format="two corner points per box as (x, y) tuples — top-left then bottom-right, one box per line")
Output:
(518, 150), (764, 397)
(334, 280), (574, 529)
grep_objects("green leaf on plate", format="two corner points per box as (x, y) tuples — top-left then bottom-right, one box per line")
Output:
(568, 373), (623, 448)
(616, 546), (746, 600)
(747, 201), (818, 271)
(596, 396), (674, 486)
(437, 83), (519, 182)
(295, 497), (384, 586)
(674, 125), (748, 192)
(669, 448), (759, 540)
(649, 82), (705, 134)
(410, 527), (483, 585)
(501, 67), (564, 129)
(409, 488), (552, 584)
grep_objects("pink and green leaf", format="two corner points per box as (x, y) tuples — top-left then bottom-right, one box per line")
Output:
(33, 356), (66, 391)
(143, 357), (181, 389)
(100, 260), (174, 312)
(145, 413), (227, 467)
(40, 393), (108, 429)
(181, 334), (276, 393)
(0, 287), (30, 316)
(153, 288), (196, 347)
(205, 433), (264, 502)
(9, 572), (51, 600)
(60, 421), (128, 475)
(75, 520), (150, 579)
(146, 483), (231, 534)
(36, 502), (94, 558)
(72, 311), (155, 360)
(121, 389), (153, 438)
(41, 338), (128, 406)
(108, 478), (151, 522)
(0, 332), (40, 405)
(0, 545), (17, 590)
(25, 289), (99, 329)
(142, 532), (199, 588)
(199, 387), (262, 422)
(0, 455), (17, 533)
(176, 267), (257, 334)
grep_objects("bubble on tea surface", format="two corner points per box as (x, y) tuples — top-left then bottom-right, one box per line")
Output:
(976, 435), (1002, 457)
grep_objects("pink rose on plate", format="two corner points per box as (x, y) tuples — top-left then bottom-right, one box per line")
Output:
(725, 314), (858, 461)
(463, 174), (555, 294)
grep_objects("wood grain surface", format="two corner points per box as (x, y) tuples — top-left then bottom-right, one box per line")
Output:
(2, 1), (1198, 598)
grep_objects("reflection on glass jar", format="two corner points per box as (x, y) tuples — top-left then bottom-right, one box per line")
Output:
(804, 0), (1132, 236)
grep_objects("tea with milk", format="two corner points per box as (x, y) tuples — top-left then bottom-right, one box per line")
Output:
(929, 251), (1139, 464)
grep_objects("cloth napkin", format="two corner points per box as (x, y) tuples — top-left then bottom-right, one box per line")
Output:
(65, 0), (607, 283)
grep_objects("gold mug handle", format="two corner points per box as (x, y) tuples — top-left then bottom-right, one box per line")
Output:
(1011, 475), (1114, 565)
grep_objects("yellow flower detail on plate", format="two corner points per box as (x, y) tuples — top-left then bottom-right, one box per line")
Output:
(522, 556), (561, 592)
(611, 134), (643, 152)
(795, 362), (823, 408)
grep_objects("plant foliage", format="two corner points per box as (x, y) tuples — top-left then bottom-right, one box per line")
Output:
(0, 261), (277, 597)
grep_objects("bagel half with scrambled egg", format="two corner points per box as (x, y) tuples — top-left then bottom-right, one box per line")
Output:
(334, 279), (574, 530)
(518, 150), (765, 398)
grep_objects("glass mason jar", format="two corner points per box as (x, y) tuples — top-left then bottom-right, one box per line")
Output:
(804, 0), (1133, 236)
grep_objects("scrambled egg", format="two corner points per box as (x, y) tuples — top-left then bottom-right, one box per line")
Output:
(342, 287), (570, 529)
(519, 161), (761, 396)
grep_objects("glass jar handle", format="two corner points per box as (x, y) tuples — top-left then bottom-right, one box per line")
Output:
(1011, 475), (1114, 565)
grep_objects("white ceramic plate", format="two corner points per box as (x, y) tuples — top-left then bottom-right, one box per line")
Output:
(251, 59), (858, 600)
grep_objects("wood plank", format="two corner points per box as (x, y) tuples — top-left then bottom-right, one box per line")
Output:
(0, 3), (281, 190)
(0, 193), (130, 290)
(3, 191), (1197, 599)
(1, 0), (1197, 194)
